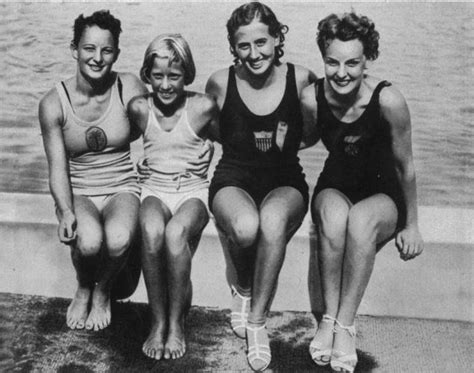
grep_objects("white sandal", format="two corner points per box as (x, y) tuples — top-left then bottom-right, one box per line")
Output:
(330, 320), (357, 373)
(309, 314), (336, 366)
(246, 324), (271, 371)
(230, 285), (251, 339)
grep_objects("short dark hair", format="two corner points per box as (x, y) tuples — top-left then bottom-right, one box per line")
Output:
(226, 2), (288, 65)
(317, 12), (380, 61)
(72, 10), (122, 48)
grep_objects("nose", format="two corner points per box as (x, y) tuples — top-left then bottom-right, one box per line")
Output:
(249, 45), (259, 60)
(161, 77), (170, 90)
(336, 64), (346, 78)
(93, 49), (103, 63)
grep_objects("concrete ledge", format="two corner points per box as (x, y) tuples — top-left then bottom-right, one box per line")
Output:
(0, 192), (472, 321)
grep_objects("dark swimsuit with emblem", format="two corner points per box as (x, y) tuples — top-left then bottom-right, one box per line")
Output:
(209, 63), (308, 210)
(311, 78), (406, 229)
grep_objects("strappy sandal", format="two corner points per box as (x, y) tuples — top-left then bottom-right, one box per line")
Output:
(230, 285), (251, 339)
(246, 324), (271, 372)
(309, 314), (336, 366)
(330, 320), (358, 373)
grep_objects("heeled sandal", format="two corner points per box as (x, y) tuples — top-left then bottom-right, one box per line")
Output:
(246, 324), (271, 372)
(330, 320), (358, 373)
(230, 285), (251, 339)
(309, 314), (336, 366)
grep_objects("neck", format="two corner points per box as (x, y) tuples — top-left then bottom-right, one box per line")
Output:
(239, 63), (278, 90)
(76, 70), (115, 96)
(153, 93), (186, 117)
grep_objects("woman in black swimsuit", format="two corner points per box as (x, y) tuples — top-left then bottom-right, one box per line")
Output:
(206, 2), (316, 371)
(300, 12), (424, 372)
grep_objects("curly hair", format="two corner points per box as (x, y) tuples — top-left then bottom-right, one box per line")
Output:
(140, 33), (196, 86)
(72, 10), (122, 48)
(317, 12), (380, 61)
(226, 2), (288, 65)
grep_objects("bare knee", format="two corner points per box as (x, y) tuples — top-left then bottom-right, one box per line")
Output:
(347, 207), (378, 255)
(314, 192), (350, 245)
(140, 218), (166, 255)
(165, 221), (189, 257)
(75, 233), (102, 257)
(259, 208), (289, 241)
(227, 213), (259, 248)
(106, 229), (133, 257)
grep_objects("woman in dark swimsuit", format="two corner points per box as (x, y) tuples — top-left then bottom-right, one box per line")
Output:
(206, 2), (316, 371)
(300, 12), (424, 373)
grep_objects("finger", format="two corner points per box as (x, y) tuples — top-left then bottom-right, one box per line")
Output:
(395, 234), (403, 252)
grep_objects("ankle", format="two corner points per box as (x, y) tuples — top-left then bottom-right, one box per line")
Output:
(247, 313), (266, 326)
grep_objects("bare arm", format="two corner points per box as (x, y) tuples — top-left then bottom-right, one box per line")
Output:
(299, 83), (319, 150)
(119, 72), (148, 142)
(380, 86), (424, 259)
(38, 90), (76, 243)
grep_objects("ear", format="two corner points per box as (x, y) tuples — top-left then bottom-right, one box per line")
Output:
(274, 35), (280, 47)
(70, 42), (78, 60)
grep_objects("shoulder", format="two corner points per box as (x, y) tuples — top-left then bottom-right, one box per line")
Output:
(206, 68), (229, 93)
(189, 91), (218, 111)
(291, 63), (318, 95)
(375, 81), (410, 129)
(128, 93), (151, 116)
(379, 83), (407, 110)
(39, 86), (63, 126)
(117, 72), (148, 99)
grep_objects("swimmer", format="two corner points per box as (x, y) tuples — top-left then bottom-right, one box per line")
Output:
(301, 12), (424, 372)
(128, 33), (218, 360)
(38, 10), (147, 331)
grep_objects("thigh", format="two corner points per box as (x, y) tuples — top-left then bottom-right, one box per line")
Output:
(350, 193), (398, 246)
(259, 186), (307, 241)
(102, 192), (140, 238)
(211, 186), (259, 234)
(72, 194), (103, 242)
(169, 199), (210, 255)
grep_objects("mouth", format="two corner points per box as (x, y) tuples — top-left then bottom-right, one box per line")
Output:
(248, 60), (264, 70)
(159, 91), (174, 100)
(89, 65), (104, 72)
(334, 79), (351, 87)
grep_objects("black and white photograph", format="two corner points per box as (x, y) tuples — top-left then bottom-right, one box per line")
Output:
(0, 1), (472, 371)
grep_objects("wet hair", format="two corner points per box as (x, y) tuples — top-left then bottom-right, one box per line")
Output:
(139, 33), (196, 86)
(72, 10), (122, 48)
(226, 2), (288, 65)
(317, 12), (380, 61)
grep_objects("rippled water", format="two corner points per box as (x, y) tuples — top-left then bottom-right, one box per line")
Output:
(0, 2), (472, 208)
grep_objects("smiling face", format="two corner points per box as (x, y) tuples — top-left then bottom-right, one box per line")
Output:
(72, 25), (119, 82)
(149, 55), (186, 106)
(323, 38), (367, 96)
(233, 19), (279, 76)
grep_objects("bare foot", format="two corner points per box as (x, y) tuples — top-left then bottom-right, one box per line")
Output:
(66, 286), (90, 330)
(85, 287), (111, 331)
(164, 322), (186, 359)
(142, 323), (167, 360)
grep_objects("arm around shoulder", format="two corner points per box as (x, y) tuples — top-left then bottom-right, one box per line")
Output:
(293, 64), (318, 95)
(299, 83), (319, 149)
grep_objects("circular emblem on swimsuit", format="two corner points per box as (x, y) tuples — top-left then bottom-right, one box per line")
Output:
(85, 126), (108, 152)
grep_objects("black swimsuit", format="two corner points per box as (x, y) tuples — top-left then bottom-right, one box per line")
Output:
(312, 78), (406, 228)
(209, 63), (308, 210)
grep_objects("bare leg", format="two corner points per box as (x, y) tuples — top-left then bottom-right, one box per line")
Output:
(164, 199), (209, 360)
(333, 194), (398, 369)
(212, 187), (259, 293)
(249, 187), (306, 322)
(310, 189), (352, 360)
(86, 193), (139, 331)
(140, 196), (171, 360)
(67, 195), (103, 330)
